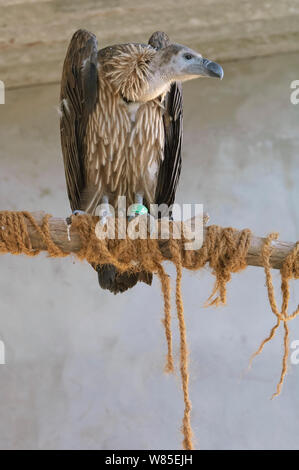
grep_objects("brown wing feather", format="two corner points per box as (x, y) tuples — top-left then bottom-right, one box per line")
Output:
(148, 32), (183, 209)
(60, 29), (98, 211)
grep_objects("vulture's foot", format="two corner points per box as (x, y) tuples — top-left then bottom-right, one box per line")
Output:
(66, 209), (87, 225)
(72, 210), (86, 216)
(128, 194), (156, 236)
(127, 203), (148, 221)
(65, 210), (87, 241)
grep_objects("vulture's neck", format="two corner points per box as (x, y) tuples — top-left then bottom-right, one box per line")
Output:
(138, 71), (172, 102)
(102, 45), (174, 103)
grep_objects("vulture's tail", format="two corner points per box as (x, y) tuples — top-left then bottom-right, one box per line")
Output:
(94, 264), (152, 294)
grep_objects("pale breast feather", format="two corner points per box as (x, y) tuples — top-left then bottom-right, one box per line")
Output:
(85, 75), (165, 208)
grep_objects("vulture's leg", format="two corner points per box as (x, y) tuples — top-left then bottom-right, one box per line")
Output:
(128, 193), (156, 235)
(135, 193), (143, 205)
(128, 193), (146, 221)
(98, 195), (113, 226)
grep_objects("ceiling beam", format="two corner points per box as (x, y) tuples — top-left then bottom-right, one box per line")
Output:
(1, 0), (299, 88)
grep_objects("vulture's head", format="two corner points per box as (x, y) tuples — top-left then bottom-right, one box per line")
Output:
(155, 44), (223, 82)
(103, 32), (223, 102)
(139, 40), (223, 101)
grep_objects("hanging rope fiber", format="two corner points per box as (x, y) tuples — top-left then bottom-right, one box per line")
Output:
(0, 210), (298, 450)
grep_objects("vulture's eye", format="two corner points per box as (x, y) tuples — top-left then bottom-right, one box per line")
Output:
(184, 53), (193, 61)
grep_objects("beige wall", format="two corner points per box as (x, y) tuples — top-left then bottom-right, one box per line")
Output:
(1, 0), (299, 88)
(0, 50), (299, 449)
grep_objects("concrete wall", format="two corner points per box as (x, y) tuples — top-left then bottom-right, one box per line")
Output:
(1, 0), (299, 88)
(0, 51), (298, 449)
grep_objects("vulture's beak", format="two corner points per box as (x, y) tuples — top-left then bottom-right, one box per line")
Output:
(188, 57), (224, 80)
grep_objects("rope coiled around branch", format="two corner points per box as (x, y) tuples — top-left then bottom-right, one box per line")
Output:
(0, 211), (298, 449)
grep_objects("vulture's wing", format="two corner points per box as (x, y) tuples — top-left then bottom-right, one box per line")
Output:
(60, 29), (98, 211)
(149, 32), (183, 208)
(155, 83), (183, 207)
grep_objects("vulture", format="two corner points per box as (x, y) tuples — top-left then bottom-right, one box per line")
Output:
(60, 29), (223, 294)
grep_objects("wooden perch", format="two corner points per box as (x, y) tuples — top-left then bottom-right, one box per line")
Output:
(21, 211), (296, 270)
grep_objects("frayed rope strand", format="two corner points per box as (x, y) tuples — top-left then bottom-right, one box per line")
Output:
(169, 238), (194, 450)
(175, 260), (194, 450)
(156, 264), (174, 374)
(249, 234), (299, 398)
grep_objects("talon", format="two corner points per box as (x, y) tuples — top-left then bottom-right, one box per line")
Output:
(73, 210), (86, 216)
(66, 210), (86, 224)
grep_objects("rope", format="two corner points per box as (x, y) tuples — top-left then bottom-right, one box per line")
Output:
(0, 211), (298, 449)
(249, 234), (299, 398)
(170, 238), (193, 450)
(156, 264), (174, 374)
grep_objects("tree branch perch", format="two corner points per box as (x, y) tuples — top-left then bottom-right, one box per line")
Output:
(19, 211), (296, 270)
